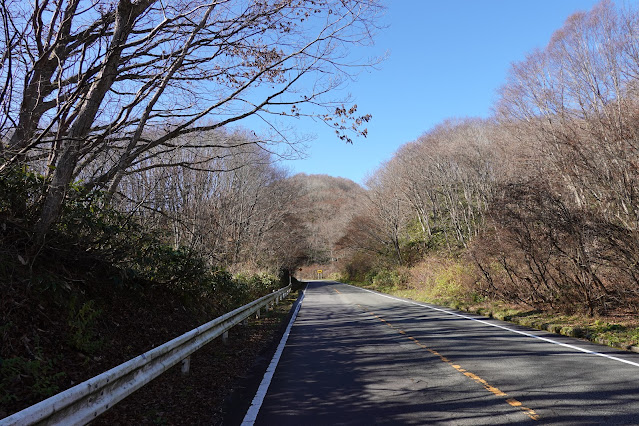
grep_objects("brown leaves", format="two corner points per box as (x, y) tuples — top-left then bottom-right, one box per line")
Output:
(323, 104), (371, 143)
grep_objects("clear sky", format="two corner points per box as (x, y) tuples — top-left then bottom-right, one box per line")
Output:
(277, 0), (609, 185)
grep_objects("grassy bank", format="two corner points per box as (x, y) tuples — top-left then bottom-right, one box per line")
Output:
(347, 257), (639, 353)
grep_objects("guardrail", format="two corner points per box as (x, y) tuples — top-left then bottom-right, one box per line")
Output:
(1, 285), (292, 426)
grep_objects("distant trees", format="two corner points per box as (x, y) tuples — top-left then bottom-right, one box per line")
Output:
(113, 128), (307, 272)
(362, 166), (408, 264)
(0, 0), (382, 240)
(340, 118), (500, 269)
(108, 148), (370, 275)
(395, 119), (499, 250)
(290, 174), (366, 264)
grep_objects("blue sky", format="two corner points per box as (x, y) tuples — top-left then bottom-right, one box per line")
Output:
(279, 0), (607, 185)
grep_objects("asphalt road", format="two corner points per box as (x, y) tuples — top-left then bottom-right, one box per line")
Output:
(249, 281), (639, 425)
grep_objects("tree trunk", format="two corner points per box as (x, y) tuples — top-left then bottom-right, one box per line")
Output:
(33, 0), (154, 242)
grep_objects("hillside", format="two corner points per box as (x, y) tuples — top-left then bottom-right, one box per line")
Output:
(288, 174), (366, 276)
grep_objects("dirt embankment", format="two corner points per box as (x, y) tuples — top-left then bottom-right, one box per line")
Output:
(1, 277), (298, 424)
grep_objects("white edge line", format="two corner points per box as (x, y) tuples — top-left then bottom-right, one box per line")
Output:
(345, 283), (639, 369)
(241, 285), (307, 425)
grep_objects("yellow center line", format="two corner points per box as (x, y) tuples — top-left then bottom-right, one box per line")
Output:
(364, 309), (539, 421)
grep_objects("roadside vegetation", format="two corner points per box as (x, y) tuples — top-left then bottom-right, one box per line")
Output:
(353, 256), (639, 352)
(331, 1), (639, 352)
(0, 165), (293, 416)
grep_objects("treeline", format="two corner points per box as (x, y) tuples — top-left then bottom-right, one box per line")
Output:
(113, 131), (308, 273)
(341, 0), (639, 315)
(289, 174), (366, 265)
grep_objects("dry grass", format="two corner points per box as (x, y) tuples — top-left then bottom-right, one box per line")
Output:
(353, 255), (639, 352)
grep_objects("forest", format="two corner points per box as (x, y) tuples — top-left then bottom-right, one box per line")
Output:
(337, 0), (639, 318)
(2, 0), (639, 419)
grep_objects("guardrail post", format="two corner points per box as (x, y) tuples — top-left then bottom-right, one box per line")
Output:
(256, 308), (261, 319)
(222, 331), (229, 344)
(181, 356), (191, 375)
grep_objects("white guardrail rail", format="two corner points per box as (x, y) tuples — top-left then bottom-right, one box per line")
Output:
(1, 285), (292, 426)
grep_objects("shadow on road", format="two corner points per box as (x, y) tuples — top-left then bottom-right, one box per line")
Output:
(254, 282), (639, 425)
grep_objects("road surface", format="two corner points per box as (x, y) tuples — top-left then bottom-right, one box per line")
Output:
(247, 281), (639, 425)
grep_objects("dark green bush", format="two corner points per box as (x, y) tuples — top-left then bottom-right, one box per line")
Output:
(0, 351), (65, 407)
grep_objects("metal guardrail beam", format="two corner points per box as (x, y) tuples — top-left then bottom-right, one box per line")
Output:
(1, 285), (292, 426)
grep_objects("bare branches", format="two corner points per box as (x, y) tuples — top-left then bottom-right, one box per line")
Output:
(478, 0), (639, 314)
(0, 0), (383, 237)
(112, 129), (307, 270)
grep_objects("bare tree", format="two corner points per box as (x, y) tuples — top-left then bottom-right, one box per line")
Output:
(114, 128), (308, 271)
(387, 118), (500, 252)
(361, 166), (410, 264)
(484, 0), (639, 314)
(0, 0), (382, 241)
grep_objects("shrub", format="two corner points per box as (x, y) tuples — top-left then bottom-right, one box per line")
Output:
(0, 350), (65, 407)
(234, 272), (280, 300)
(408, 256), (477, 301)
(370, 268), (408, 289)
(67, 300), (103, 355)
